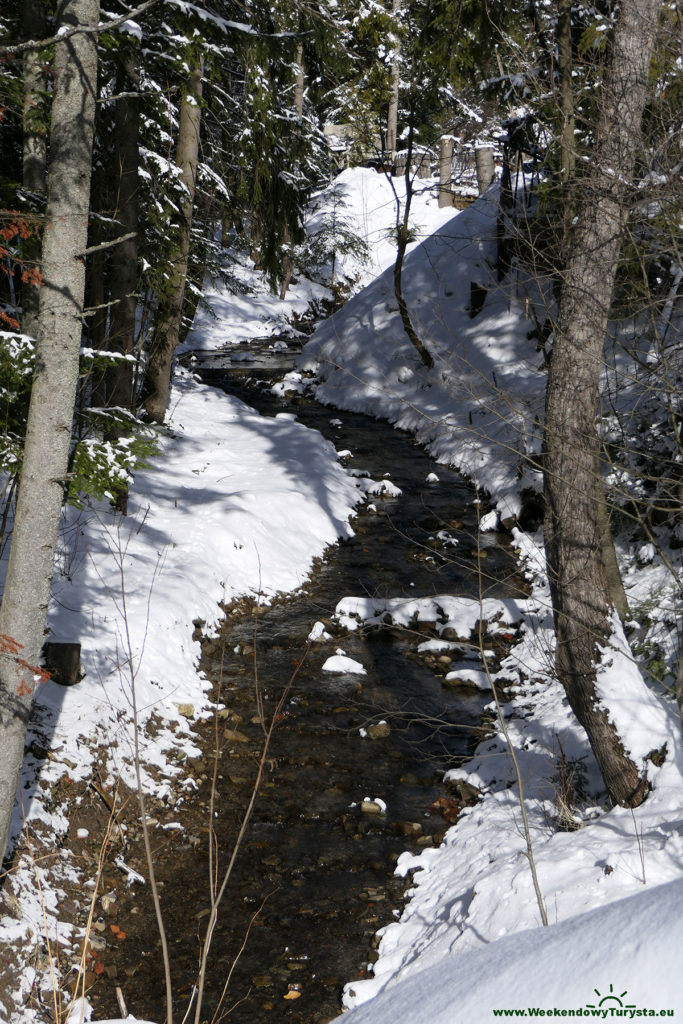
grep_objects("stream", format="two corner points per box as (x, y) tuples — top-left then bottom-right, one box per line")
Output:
(89, 338), (524, 1024)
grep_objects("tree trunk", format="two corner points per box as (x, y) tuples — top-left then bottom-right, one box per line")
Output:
(293, 39), (304, 120)
(438, 135), (454, 208)
(21, 0), (47, 338)
(0, 0), (99, 865)
(386, 0), (400, 167)
(393, 120), (433, 370)
(543, 0), (661, 808)
(557, 0), (575, 185)
(595, 453), (631, 624)
(106, 56), (140, 415)
(84, 201), (107, 408)
(474, 145), (495, 194)
(142, 56), (203, 423)
(279, 41), (304, 301)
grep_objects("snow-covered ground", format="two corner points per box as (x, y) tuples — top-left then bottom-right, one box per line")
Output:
(1, 167), (681, 1023)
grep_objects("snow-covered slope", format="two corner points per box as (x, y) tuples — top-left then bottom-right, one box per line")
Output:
(297, 188), (545, 522)
(340, 877), (683, 1020)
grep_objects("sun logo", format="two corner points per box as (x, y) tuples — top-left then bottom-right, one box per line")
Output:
(585, 983), (636, 1010)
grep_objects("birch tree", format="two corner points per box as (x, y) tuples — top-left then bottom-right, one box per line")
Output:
(0, 0), (100, 863)
(543, 0), (663, 808)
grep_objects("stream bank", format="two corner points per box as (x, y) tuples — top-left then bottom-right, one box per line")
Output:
(87, 350), (525, 1024)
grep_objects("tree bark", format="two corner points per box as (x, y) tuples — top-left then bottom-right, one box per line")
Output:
(21, 1), (47, 194)
(21, 0), (47, 337)
(543, 0), (661, 808)
(279, 41), (304, 301)
(474, 145), (495, 194)
(106, 55), (140, 414)
(0, 0), (99, 865)
(438, 135), (454, 208)
(557, 0), (575, 185)
(386, 0), (400, 167)
(595, 453), (631, 624)
(142, 55), (203, 423)
(393, 120), (433, 369)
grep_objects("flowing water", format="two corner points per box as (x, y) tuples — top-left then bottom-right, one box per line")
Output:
(90, 340), (524, 1024)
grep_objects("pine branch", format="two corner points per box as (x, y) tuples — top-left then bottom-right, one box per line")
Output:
(0, 0), (160, 57)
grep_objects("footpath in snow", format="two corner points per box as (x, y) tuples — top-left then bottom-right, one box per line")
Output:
(1, 168), (681, 1023)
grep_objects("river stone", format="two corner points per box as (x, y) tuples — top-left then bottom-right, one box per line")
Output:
(251, 975), (271, 988)
(400, 772), (420, 785)
(416, 619), (436, 634)
(224, 728), (249, 743)
(100, 893), (116, 913)
(445, 778), (481, 804)
(360, 800), (384, 815)
(416, 834), (434, 847)
(366, 721), (391, 739)
(439, 627), (468, 642)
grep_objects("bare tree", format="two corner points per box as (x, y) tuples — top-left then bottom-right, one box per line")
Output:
(543, 0), (663, 808)
(0, 0), (100, 865)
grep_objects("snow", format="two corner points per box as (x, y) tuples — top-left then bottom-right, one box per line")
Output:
(322, 653), (367, 674)
(298, 186), (544, 521)
(286, 181), (682, 1023)
(181, 167), (457, 355)
(2, 169), (681, 1023)
(1, 367), (362, 1021)
(340, 878), (683, 1020)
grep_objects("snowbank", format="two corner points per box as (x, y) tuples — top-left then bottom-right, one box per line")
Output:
(338, 877), (683, 1020)
(299, 188), (545, 521)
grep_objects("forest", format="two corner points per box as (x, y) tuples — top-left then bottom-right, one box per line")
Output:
(0, 0), (681, 1022)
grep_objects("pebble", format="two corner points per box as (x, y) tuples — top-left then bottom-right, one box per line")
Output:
(360, 801), (384, 815)
(223, 728), (249, 743)
(100, 893), (116, 914)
